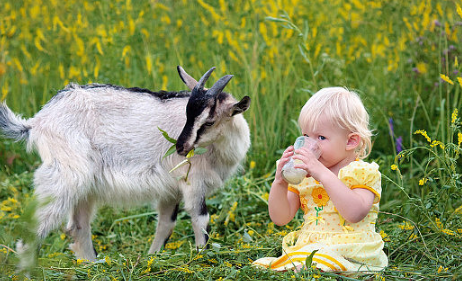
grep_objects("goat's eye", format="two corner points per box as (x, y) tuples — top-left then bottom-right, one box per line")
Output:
(204, 121), (215, 127)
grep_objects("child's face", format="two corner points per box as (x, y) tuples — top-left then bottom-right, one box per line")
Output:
(301, 114), (354, 170)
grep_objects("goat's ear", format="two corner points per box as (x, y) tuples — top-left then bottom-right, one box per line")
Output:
(228, 96), (251, 116)
(177, 66), (198, 90)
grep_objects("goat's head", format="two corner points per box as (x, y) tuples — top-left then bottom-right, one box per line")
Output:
(176, 66), (250, 156)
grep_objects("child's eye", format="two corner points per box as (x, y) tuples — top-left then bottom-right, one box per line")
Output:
(318, 136), (326, 140)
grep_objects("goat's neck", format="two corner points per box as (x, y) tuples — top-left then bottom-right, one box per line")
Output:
(211, 115), (249, 165)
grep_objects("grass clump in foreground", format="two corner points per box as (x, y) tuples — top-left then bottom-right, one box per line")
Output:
(1, 160), (461, 280)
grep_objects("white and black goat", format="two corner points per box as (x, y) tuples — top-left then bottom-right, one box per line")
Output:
(0, 66), (250, 266)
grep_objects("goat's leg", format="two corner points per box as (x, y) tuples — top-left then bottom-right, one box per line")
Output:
(16, 197), (71, 270)
(183, 193), (210, 249)
(16, 170), (73, 269)
(66, 199), (97, 261)
(148, 202), (180, 253)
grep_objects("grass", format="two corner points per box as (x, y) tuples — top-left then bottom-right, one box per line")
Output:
(1, 0), (462, 280)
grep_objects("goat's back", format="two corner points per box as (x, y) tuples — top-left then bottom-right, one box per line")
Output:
(27, 84), (190, 205)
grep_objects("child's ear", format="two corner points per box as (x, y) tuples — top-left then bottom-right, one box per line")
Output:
(346, 133), (360, 151)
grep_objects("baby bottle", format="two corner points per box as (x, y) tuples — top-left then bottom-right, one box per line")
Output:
(281, 136), (321, 185)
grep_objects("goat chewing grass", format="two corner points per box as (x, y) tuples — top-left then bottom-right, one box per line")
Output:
(0, 66), (251, 270)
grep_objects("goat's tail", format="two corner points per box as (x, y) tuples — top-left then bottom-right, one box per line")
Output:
(0, 103), (30, 141)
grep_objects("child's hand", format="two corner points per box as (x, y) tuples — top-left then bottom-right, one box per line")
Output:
(292, 146), (326, 180)
(274, 146), (294, 185)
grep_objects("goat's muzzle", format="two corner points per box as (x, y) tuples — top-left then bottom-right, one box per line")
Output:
(176, 141), (193, 156)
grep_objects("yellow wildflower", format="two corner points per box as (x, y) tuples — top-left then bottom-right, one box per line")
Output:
(197, 0), (221, 22)
(1, 81), (8, 101)
(414, 130), (432, 143)
(416, 62), (427, 74)
(452, 108), (458, 124)
(147, 256), (155, 266)
(440, 74), (454, 85)
(458, 133), (462, 146)
(435, 218), (443, 229)
(161, 75), (168, 90)
(430, 140), (444, 149)
(457, 4), (462, 18)
(1, 206), (12, 212)
(105, 256), (112, 266)
(399, 222), (414, 230)
(165, 240), (185, 250)
(391, 164), (398, 171)
(458, 77), (462, 87)
(442, 229), (455, 235)
(418, 178), (428, 186)
(0, 63), (6, 77)
(249, 160), (256, 169)
(266, 222), (274, 234)
(210, 214), (218, 224)
(438, 265), (449, 274)
(224, 201), (238, 225)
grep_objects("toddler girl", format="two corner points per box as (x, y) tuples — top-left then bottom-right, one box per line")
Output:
(253, 87), (388, 273)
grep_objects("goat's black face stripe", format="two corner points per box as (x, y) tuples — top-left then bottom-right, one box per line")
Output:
(176, 120), (195, 150)
(195, 124), (207, 145)
(186, 95), (209, 118)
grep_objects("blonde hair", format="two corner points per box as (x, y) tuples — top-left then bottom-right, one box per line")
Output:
(298, 87), (372, 159)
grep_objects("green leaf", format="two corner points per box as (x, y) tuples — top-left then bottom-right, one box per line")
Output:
(158, 127), (177, 144)
(163, 144), (177, 159)
(298, 44), (311, 64)
(305, 249), (318, 268)
(265, 16), (289, 24)
(194, 147), (208, 155)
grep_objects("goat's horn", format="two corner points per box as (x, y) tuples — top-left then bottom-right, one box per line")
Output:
(207, 75), (233, 97)
(193, 67), (216, 92)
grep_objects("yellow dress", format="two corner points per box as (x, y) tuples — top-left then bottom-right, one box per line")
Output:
(253, 160), (388, 273)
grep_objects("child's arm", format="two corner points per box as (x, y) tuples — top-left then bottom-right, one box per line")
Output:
(268, 146), (301, 226)
(314, 168), (375, 223)
(293, 149), (375, 223)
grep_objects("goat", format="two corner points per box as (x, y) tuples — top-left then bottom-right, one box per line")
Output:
(0, 66), (251, 267)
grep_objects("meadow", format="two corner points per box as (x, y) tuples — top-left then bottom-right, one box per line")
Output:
(1, 0), (461, 280)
